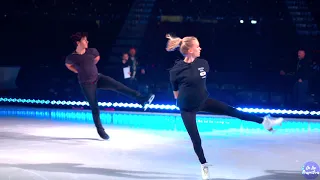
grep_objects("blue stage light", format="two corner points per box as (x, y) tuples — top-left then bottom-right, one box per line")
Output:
(1, 97), (319, 116)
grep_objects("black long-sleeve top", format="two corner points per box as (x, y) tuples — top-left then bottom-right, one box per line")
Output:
(169, 58), (210, 110)
(296, 58), (313, 81)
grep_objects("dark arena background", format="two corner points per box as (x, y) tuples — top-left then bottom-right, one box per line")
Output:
(0, 0), (320, 179)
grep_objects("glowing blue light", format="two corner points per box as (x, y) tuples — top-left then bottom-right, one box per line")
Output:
(0, 97), (319, 116)
(1, 108), (319, 133)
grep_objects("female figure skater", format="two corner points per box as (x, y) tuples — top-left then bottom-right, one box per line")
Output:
(166, 34), (283, 180)
(65, 32), (155, 140)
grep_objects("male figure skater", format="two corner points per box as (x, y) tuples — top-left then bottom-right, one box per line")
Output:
(65, 32), (155, 140)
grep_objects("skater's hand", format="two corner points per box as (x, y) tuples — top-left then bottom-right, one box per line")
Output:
(280, 70), (285, 75)
(298, 78), (302, 83)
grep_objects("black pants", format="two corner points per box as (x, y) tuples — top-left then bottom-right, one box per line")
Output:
(293, 80), (308, 108)
(80, 74), (141, 129)
(124, 78), (138, 90)
(180, 98), (264, 164)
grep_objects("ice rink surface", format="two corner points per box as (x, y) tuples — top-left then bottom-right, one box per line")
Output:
(0, 107), (319, 180)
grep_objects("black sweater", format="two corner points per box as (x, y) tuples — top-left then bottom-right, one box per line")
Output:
(169, 58), (210, 110)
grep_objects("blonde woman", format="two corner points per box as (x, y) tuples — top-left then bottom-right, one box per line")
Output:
(166, 34), (283, 180)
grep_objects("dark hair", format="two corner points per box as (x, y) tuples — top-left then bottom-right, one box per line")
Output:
(70, 32), (88, 46)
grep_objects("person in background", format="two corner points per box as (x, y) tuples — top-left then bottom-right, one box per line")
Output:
(128, 48), (146, 89)
(120, 53), (132, 86)
(129, 48), (145, 78)
(280, 49), (313, 108)
(121, 53), (130, 67)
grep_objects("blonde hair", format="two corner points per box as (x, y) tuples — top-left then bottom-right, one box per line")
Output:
(165, 34), (197, 56)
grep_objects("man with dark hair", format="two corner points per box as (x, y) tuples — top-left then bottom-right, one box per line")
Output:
(65, 32), (155, 140)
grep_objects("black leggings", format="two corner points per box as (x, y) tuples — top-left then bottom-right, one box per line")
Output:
(80, 74), (141, 129)
(180, 98), (264, 164)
